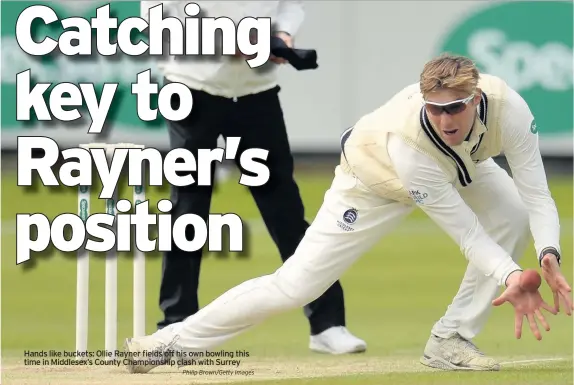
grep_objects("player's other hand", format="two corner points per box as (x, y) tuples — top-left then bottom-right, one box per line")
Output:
(541, 254), (574, 315)
(492, 271), (557, 340)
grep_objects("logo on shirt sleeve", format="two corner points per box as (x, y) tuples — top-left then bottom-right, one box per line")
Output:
(530, 118), (538, 134)
(408, 189), (429, 204)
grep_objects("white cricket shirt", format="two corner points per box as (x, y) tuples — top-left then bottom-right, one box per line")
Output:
(387, 86), (562, 286)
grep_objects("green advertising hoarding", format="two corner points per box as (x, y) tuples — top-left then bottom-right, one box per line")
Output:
(437, 1), (573, 155)
(1, 1), (169, 149)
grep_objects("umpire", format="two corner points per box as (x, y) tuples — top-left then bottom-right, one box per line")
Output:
(141, 1), (366, 354)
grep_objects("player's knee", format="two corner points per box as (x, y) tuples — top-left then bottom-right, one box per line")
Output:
(508, 204), (529, 238)
(505, 203), (529, 261)
(272, 270), (323, 308)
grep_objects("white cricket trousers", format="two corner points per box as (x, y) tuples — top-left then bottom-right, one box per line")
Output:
(152, 159), (529, 350)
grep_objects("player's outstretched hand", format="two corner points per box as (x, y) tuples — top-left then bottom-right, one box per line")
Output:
(492, 271), (557, 340)
(541, 254), (574, 315)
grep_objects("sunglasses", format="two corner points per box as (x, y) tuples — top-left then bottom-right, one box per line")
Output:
(424, 94), (475, 116)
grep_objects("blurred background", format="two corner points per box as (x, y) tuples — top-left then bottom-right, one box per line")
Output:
(1, 0), (573, 376)
(2, 1), (572, 157)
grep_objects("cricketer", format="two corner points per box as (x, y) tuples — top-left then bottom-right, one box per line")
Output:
(124, 53), (573, 373)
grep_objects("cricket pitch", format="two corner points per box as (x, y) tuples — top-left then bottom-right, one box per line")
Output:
(2, 355), (570, 385)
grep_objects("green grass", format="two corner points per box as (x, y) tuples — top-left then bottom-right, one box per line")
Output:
(1, 170), (573, 384)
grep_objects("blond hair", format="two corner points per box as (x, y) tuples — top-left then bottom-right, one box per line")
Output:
(419, 53), (479, 97)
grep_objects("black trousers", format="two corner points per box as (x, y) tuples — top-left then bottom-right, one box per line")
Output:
(158, 84), (346, 335)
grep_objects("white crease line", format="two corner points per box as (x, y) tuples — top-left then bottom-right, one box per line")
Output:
(500, 357), (570, 365)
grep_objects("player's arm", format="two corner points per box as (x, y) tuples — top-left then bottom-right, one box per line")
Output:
(275, 0), (305, 37)
(387, 134), (521, 286)
(500, 87), (573, 314)
(500, 86), (562, 266)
